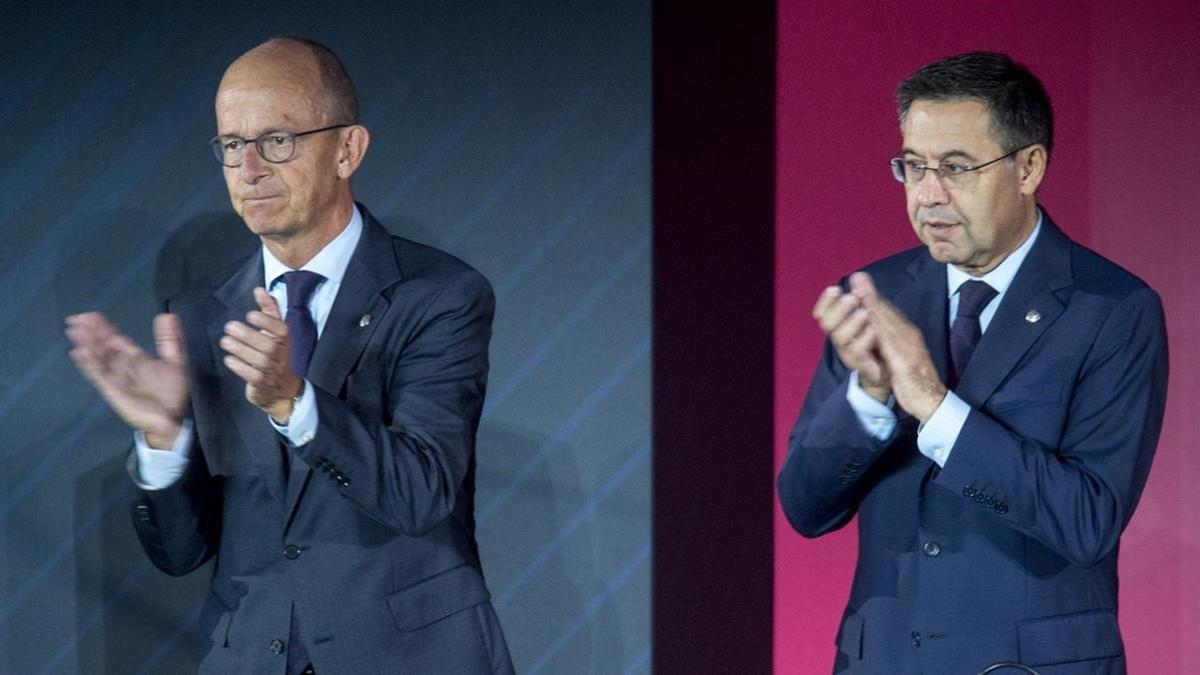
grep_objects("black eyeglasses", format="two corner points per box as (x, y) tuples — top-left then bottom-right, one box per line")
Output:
(209, 124), (349, 167)
(889, 145), (1030, 187)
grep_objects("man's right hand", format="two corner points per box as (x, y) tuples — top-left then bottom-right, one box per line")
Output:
(812, 283), (892, 402)
(66, 312), (190, 449)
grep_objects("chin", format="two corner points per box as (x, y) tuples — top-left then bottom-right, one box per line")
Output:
(924, 241), (961, 264)
(238, 203), (289, 236)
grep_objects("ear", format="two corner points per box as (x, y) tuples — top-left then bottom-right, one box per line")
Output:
(335, 125), (371, 179)
(1017, 144), (1047, 196)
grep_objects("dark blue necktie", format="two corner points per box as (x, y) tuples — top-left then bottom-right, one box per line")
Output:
(949, 280), (997, 386)
(279, 270), (322, 675)
(282, 270), (323, 377)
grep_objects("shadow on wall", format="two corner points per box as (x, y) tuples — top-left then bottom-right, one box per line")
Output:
(73, 450), (210, 674)
(153, 210), (258, 306)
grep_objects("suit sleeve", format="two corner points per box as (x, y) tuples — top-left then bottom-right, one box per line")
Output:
(128, 431), (221, 576)
(126, 298), (221, 577)
(292, 268), (494, 536)
(934, 287), (1168, 566)
(777, 337), (900, 538)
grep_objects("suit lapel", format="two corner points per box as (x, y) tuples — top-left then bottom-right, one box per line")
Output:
(283, 207), (403, 521)
(895, 253), (952, 414)
(955, 218), (1073, 407)
(209, 251), (289, 502)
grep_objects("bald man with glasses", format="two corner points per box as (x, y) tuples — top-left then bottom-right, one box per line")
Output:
(67, 37), (514, 674)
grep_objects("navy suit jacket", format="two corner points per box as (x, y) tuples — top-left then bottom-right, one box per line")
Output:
(778, 214), (1168, 674)
(130, 206), (514, 674)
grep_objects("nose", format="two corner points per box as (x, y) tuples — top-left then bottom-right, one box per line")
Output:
(237, 142), (270, 183)
(914, 168), (950, 207)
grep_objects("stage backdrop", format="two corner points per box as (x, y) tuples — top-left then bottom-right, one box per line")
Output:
(0, 2), (649, 673)
(775, 1), (1199, 672)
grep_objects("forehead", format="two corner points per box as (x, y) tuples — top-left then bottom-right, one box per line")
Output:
(215, 84), (324, 134)
(901, 99), (1001, 157)
(215, 55), (325, 134)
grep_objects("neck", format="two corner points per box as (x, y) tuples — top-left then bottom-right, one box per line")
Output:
(954, 202), (1038, 277)
(262, 198), (353, 269)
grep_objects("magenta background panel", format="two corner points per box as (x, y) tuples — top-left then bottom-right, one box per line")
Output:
(775, 1), (1200, 672)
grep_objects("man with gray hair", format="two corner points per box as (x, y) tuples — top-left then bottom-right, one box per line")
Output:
(778, 52), (1167, 673)
(67, 37), (513, 674)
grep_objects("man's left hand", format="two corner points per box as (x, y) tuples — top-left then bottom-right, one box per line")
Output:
(219, 287), (303, 422)
(851, 272), (947, 423)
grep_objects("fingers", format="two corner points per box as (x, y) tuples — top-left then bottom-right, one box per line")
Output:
(863, 293), (912, 349)
(812, 286), (843, 320)
(849, 272), (880, 316)
(222, 351), (270, 384)
(153, 313), (187, 365)
(66, 313), (145, 377)
(814, 289), (861, 336)
(220, 320), (281, 370)
(829, 306), (870, 352)
(253, 287), (282, 319)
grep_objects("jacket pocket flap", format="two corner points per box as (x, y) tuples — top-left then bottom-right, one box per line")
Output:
(1018, 610), (1123, 665)
(987, 388), (1063, 412)
(386, 564), (491, 632)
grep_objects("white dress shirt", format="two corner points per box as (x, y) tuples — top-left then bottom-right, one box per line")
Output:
(134, 206), (364, 488)
(847, 210), (1044, 467)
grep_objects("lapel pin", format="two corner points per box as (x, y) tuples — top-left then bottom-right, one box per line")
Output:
(1025, 309), (1041, 323)
(359, 314), (372, 328)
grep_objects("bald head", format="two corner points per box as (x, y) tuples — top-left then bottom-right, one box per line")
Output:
(220, 37), (358, 126)
(213, 37), (370, 268)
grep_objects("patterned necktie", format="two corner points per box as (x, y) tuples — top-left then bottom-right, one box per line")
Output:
(949, 280), (997, 386)
(281, 270), (324, 377)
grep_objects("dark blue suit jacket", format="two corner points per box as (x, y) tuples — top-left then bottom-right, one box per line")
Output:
(129, 206), (514, 674)
(778, 214), (1168, 674)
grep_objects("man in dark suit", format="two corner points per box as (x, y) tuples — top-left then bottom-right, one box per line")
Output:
(777, 52), (1167, 674)
(66, 37), (514, 673)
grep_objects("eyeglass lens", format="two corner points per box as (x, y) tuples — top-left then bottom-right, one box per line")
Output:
(211, 132), (296, 167)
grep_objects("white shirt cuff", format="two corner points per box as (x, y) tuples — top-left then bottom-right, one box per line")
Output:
(917, 390), (970, 467)
(132, 419), (193, 490)
(846, 371), (897, 441)
(270, 380), (318, 446)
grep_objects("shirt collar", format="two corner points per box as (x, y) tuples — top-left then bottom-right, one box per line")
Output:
(947, 208), (1043, 298)
(263, 205), (363, 288)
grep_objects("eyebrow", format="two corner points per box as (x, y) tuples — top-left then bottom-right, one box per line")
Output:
(900, 147), (981, 163)
(216, 126), (294, 139)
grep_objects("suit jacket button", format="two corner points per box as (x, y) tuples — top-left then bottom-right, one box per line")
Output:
(962, 486), (976, 498)
(269, 638), (285, 654)
(283, 544), (301, 560)
(995, 502), (1009, 514)
(922, 541), (941, 557)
